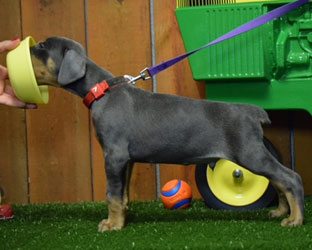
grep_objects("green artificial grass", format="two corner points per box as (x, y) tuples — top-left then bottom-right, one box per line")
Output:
(1, 198), (312, 250)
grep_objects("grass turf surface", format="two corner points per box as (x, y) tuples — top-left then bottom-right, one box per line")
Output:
(1, 198), (312, 250)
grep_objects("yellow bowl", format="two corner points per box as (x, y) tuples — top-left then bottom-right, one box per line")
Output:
(6, 36), (49, 104)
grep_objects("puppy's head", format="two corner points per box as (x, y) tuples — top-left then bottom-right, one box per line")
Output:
(30, 37), (87, 87)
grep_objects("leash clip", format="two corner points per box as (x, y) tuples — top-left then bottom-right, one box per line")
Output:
(124, 67), (151, 85)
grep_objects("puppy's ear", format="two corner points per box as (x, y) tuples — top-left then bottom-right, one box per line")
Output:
(58, 50), (86, 85)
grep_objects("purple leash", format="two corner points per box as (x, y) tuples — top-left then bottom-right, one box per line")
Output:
(125, 0), (309, 84)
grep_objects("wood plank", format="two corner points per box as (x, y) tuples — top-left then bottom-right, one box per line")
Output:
(21, 0), (92, 203)
(154, 0), (205, 199)
(264, 111), (292, 169)
(294, 111), (312, 196)
(87, 0), (156, 201)
(0, 0), (28, 204)
(154, 1), (206, 99)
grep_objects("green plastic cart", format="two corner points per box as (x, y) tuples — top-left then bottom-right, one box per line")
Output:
(175, 0), (312, 210)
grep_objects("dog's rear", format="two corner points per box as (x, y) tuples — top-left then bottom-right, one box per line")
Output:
(244, 104), (271, 125)
(30, 37), (304, 231)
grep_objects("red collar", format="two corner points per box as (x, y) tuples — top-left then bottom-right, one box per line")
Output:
(83, 80), (110, 108)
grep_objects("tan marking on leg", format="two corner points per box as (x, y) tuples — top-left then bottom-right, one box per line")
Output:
(269, 183), (289, 218)
(272, 181), (303, 227)
(31, 55), (59, 86)
(281, 191), (303, 226)
(98, 197), (126, 232)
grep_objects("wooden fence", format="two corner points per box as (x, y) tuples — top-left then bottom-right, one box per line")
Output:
(0, 0), (311, 204)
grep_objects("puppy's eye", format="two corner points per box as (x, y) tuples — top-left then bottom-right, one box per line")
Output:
(38, 43), (45, 49)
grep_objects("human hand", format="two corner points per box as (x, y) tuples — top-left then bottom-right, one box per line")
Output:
(0, 39), (37, 109)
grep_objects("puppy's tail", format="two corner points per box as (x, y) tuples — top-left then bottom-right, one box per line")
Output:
(244, 104), (271, 125)
(257, 108), (271, 125)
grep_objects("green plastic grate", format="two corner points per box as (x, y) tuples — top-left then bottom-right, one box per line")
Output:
(177, 0), (276, 8)
(175, 1), (312, 115)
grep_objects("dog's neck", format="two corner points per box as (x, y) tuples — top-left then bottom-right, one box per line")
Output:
(63, 58), (115, 98)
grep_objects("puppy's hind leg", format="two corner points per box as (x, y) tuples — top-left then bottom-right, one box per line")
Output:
(237, 143), (304, 227)
(268, 183), (289, 218)
(98, 152), (131, 232)
(271, 177), (304, 227)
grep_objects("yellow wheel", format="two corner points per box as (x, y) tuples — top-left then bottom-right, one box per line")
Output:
(208, 159), (270, 206)
(195, 137), (278, 210)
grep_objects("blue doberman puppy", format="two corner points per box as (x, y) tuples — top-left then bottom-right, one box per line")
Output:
(30, 37), (304, 231)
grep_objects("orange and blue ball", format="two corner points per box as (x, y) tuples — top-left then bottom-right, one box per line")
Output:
(160, 179), (192, 210)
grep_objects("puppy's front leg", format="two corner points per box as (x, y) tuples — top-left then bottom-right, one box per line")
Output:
(123, 162), (134, 211)
(98, 196), (126, 232)
(98, 153), (130, 232)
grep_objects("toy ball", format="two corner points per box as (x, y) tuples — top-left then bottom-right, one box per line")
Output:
(0, 204), (14, 220)
(161, 179), (192, 210)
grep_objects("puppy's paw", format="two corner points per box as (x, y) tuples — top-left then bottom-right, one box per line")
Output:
(268, 209), (288, 218)
(98, 219), (123, 232)
(281, 217), (303, 227)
